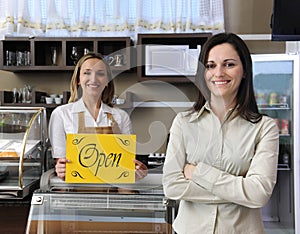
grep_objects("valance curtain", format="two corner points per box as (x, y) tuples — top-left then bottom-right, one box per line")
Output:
(0, 0), (224, 40)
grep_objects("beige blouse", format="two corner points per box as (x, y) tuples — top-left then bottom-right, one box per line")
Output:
(162, 103), (279, 234)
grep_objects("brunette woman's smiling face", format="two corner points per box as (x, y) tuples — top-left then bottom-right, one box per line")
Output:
(79, 58), (108, 101)
(205, 43), (244, 103)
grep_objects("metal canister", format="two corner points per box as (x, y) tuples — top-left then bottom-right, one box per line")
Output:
(280, 94), (287, 104)
(269, 92), (278, 105)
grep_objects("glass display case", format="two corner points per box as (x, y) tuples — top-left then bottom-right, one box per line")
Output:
(26, 170), (175, 234)
(0, 107), (47, 199)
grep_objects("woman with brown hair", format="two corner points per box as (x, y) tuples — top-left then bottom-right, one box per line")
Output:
(163, 33), (279, 233)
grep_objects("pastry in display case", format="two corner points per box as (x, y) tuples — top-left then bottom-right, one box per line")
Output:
(0, 107), (47, 199)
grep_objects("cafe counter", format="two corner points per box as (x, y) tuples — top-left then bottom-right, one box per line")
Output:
(26, 169), (176, 234)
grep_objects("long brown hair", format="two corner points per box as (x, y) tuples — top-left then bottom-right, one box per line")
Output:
(68, 52), (115, 106)
(194, 33), (262, 123)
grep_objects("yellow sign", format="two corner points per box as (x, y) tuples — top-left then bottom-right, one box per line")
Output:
(65, 134), (136, 184)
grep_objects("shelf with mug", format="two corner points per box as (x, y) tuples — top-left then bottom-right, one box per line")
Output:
(98, 37), (133, 71)
(0, 37), (133, 72)
(0, 90), (134, 109)
(113, 92), (133, 109)
(0, 90), (70, 108)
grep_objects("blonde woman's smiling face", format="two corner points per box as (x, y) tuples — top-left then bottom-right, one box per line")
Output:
(79, 58), (108, 100)
(205, 43), (244, 102)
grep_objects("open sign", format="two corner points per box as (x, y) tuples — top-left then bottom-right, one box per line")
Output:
(65, 134), (136, 184)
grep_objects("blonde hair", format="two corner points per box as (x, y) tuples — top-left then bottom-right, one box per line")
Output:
(68, 52), (115, 106)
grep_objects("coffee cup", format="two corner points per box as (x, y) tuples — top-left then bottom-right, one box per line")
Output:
(55, 97), (62, 104)
(50, 94), (58, 98)
(45, 97), (54, 104)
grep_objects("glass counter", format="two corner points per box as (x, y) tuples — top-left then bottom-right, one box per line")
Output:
(26, 170), (175, 233)
(0, 107), (47, 199)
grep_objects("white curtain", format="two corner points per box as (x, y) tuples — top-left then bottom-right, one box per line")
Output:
(0, 0), (224, 40)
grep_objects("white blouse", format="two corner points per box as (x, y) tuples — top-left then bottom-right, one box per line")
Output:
(48, 98), (133, 158)
(163, 103), (279, 234)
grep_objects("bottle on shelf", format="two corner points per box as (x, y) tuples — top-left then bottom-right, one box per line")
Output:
(279, 144), (290, 167)
(280, 119), (289, 135)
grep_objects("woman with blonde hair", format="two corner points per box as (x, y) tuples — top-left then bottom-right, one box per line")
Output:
(49, 52), (147, 180)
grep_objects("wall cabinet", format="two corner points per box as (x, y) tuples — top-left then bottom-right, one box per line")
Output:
(137, 33), (211, 83)
(0, 37), (132, 72)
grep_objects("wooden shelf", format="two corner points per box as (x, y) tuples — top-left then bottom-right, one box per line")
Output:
(114, 92), (133, 109)
(0, 90), (70, 108)
(0, 37), (133, 72)
(0, 90), (135, 110)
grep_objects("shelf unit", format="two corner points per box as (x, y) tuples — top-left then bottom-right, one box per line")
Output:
(0, 37), (132, 72)
(0, 90), (70, 108)
(0, 90), (134, 110)
(137, 33), (212, 83)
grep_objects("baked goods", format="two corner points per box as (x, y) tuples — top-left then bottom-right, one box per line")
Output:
(0, 151), (18, 157)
